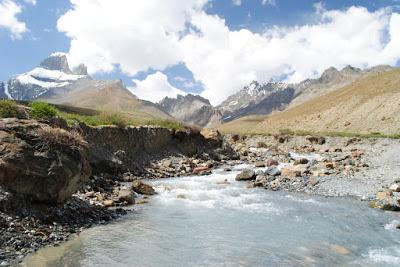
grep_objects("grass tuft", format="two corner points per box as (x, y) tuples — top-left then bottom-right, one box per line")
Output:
(29, 102), (58, 120)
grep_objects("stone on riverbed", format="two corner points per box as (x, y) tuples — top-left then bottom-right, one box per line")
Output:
(117, 189), (135, 204)
(281, 166), (305, 177)
(265, 167), (281, 176)
(266, 159), (279, 167)
(294, 158), (309, 165)
(235, 169), (256, 181)
(132, 180), (156, 195)
(389, 184), (400, 192)
(254, 161), (266, 168)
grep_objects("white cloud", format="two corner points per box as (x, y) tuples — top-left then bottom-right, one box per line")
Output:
(0, 0), (27, 39)
(129, 71), (186, 102)
(232, 0), (241, 6)
(262, 0), (276, 6)
(24, 0), (36, 5)
(181, 6), (400, 103)
(57, 0), (208, 75)
(58, 2), (400, 105)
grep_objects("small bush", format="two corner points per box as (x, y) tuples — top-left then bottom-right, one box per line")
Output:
(30, 102), (58, 119)
(0, 100), (21, 118)
(36, 127), (88, 150)
(98, 113), (128, 128)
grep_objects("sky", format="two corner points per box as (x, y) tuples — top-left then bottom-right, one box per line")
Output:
(1, 0), (400, 104)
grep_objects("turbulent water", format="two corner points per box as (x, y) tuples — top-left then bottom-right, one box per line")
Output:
(24, 166), (400, 267)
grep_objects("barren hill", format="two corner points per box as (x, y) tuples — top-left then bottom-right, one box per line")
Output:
(220, 69), (400, 135)
(43, 79), (171, 120)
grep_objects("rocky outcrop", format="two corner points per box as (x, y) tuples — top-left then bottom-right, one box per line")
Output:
(200, 128), (223, 146)
(0, 119), (91, 203)
(75, 123), (228, 174)
(218, 82), (295, 122)
(39, 53), (72, 73)
(0, 82), (6, 99)
(159, 94), (222, 127)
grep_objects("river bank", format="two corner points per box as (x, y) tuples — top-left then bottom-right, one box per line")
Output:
(1, 117), (400, 265)
(0, 118), (233, 266)
(228, 134), (400, 209)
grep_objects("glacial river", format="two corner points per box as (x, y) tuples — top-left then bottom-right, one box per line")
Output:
(24, 166), (400, 266)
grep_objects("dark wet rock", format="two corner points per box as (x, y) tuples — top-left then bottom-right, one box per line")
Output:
(235, 169), (256, 181)
(294, 158), (309, 165)
(306, 136), (326, 145)
(274, 135), (289, 143)
(132, 180), (156, 195)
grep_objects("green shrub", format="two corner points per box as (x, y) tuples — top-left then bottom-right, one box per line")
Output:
(30, 102), (58, 119)
(146, 119), (183, 130)
(98, 112), (128, 128)
(0, 100), (21, 118)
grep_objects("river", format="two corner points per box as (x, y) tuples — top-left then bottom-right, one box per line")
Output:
(23, 166), (400, 266)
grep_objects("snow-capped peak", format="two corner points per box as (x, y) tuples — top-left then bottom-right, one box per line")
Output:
(50, 51), (68, 57)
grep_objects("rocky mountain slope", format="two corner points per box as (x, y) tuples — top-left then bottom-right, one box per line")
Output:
(159, 94), (222, 127)
(220, 68), (400, 135)
(218, 81), (295, 122)
(289, 65), (393, 108)
(217, 65), (393, 123)
(6, 53), (88, 100)
(3, 54), (171, 120)
(0, 82), (6, 99)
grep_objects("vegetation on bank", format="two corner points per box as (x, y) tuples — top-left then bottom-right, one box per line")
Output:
(0, 99), (182, 130)
(242, 128), (400, 139)
(29, 101), (59, 119)
(0, 100), (23, 118)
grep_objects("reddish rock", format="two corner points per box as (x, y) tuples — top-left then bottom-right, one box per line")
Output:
(267, 159), (279, 167)
(193, 166), (209, 174)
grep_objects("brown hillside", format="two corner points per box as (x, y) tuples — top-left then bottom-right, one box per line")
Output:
(220, 69), (400, 135)
(42, 80), (171, 120)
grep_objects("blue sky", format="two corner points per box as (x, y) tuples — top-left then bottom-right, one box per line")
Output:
(1, 0), (400, 103)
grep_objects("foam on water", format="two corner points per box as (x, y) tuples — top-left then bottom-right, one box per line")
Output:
(151, 171), (281, 213)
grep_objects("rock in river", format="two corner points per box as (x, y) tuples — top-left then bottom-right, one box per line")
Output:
(132, 180), (156, 195)
(117, 189), (135, 205)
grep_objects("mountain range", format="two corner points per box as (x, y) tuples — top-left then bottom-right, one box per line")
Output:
(220, 68), (400, 135)
(0, 53), (397, 132)
(1, 53), (170, 120)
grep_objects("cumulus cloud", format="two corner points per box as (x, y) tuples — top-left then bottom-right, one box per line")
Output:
(24, 0), (36, 5)
(58, 1), (400, 104)
(181, 6), (400, 103)
(0, 0), (27, 39)
(57, 0), (208, 75)
(130, 71), (186, 102)
(262, 0), (276, 6)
